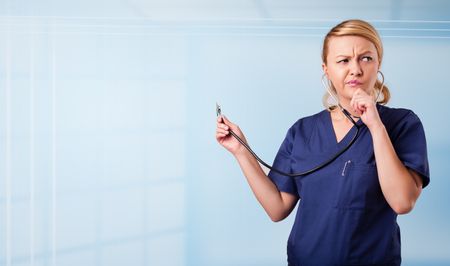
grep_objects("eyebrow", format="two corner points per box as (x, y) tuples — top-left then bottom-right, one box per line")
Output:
(335, 51), (375, 58)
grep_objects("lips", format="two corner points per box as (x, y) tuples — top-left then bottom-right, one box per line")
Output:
(346, 80), (363, 86)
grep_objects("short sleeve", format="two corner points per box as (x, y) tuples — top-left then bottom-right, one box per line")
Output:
(268, 126), (299, 196)
(392, 111), (430, 188)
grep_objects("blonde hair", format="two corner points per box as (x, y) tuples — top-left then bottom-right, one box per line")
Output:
(322, 19), (390, 110)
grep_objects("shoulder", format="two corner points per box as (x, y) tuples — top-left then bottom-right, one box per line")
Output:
(287, 110), (327, 137)
(378, 104), (425, 139)
(378, 104), (422, 126)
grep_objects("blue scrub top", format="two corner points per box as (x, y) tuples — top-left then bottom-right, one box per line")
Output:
(268, 104), (430, 266)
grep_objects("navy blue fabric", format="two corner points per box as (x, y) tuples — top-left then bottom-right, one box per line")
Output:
(268, 104), (430, 266)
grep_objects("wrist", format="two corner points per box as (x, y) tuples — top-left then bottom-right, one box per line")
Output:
(368, 122), (386, 137)
(234, 147), (250, 160)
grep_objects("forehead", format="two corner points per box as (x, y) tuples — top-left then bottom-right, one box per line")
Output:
(327, 35), (377, 55)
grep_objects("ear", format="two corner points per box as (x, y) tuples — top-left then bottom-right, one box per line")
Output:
(322, 63), (328, 78)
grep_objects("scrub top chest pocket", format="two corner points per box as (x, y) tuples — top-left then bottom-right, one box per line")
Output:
(334, 159), (387, 210)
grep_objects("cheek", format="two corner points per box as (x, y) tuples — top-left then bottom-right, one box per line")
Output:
(368, 69), (379, 85)
(365, 63), (379, 77)
(327, 66), (343, 78)
(328, 69), (347, 89)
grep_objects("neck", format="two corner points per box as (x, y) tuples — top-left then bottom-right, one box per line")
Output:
(330, 102), (360, 126)
(336, 100), (359, 118)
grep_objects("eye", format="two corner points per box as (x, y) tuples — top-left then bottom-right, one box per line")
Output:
(361, 56), (373, 62)
(337, 59), (349, 64)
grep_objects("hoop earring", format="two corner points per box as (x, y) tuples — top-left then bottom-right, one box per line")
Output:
(375, 70), (385, 103)
(321, 74), (339, 106)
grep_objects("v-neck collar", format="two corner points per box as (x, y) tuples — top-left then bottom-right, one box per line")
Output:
(323, 109), (364, 147)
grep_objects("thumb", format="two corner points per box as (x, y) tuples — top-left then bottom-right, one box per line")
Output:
(221, 115), (238, 131)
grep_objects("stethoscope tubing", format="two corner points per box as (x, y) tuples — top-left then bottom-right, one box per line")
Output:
(220, 107), (360, 177)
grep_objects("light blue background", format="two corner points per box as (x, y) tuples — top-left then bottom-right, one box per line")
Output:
(1, 1), (449, 265)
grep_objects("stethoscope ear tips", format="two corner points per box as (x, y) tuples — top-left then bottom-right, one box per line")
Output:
(216, 102), (222, 117)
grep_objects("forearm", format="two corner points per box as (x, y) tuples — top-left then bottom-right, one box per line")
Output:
(370, 124), (422, 214)
(235, 150), (294, 221)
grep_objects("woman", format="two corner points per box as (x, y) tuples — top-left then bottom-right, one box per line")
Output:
(215, 19), (430, 265)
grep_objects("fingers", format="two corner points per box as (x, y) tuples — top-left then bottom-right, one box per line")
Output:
(221, 115), (234, 127)
(216, 115), (230, 140)
(351, 89), (371, 115)
(216, 131), (228, 140)
(351, 99), (366, 115)
(215, 115), (244, 145)
(216, 123), (229, 136)
(216, 130), (228, 143)
(218, 115), (239, 131)
(216, 116), (229, 131)
(350, 89), (382, 128)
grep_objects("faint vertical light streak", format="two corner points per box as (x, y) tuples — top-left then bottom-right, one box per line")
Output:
(29, 18), (36, 266)
(51, 23), (57, 266)
(5, 10), (12, 266)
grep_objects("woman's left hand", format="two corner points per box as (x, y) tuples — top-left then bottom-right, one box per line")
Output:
(350, 88), (383, 130)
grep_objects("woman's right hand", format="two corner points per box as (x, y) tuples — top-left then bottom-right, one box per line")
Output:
(215, 115), (248, 156)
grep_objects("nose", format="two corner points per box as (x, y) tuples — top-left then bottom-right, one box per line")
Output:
(350, 60), (362, 76)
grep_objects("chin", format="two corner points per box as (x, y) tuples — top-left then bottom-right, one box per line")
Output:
(346, 86), (369, 94)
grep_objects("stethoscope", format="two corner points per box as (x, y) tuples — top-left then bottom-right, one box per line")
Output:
(217, 73), (384, 177)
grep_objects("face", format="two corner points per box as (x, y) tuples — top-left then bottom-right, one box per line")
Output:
(322, 35), (380, 104)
